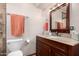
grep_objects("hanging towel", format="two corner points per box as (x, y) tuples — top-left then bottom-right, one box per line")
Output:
(43, 22), (48, 31)
(11, 14), (25, 36)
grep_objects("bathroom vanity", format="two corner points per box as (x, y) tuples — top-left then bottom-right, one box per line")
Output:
(36, 35), (79, 56)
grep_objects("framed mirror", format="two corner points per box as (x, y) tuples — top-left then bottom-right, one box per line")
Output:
(50, 3), (70, 33)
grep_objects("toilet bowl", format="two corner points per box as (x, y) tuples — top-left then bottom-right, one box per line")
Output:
(7, 39), (24, 56)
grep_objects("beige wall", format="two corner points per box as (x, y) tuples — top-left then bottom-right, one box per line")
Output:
(6, 3), (45, 55)
(70, 3), (79, 33)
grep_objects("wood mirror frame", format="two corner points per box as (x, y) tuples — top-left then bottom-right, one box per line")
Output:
(50, 3), (70, 33)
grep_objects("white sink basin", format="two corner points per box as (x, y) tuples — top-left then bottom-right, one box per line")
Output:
(38, 35), (79, 46)
(48, 36), (61, 39)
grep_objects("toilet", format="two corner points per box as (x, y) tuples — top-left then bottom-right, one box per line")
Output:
(8, 50), (23, 56)
(7, 39), (24, 56)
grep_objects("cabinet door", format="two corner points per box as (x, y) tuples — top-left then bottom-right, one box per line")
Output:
(36, 40), (51, 56)
(52, 48), (66, 56)
(54, 52), (65, 56)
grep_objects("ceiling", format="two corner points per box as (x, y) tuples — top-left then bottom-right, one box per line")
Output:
(32, 3), (57, 10)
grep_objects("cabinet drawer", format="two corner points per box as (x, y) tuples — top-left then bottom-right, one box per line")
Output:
(52, 47), (68, 56)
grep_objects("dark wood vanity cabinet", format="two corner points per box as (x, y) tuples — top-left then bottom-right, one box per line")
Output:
(36, 40), (51, 56)
(36, 36), (79, 56)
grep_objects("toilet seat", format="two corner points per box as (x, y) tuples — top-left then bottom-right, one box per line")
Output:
(7, 50), (23, 56)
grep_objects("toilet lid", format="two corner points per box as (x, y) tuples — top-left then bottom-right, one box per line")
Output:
(8, 50), (23, 56)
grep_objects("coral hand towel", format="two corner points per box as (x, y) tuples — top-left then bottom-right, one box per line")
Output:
(43, 22), (48, 31)
(11, 14), (25, 36)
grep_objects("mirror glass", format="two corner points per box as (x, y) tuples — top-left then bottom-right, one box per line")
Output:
(51, 5), (67, 29)
(50, 3), (70, 33)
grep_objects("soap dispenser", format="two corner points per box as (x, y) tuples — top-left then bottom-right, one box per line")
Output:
(70, 26), (78, 40)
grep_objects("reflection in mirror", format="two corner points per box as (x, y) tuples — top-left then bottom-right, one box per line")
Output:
(50, 3), (70, 33)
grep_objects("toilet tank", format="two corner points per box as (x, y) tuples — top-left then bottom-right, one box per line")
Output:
(7, 39), (24, 52)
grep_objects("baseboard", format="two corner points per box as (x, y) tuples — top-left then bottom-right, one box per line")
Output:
(27, 53), (36, 56)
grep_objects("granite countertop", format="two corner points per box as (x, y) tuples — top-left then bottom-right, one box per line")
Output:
(37, 35), (79, 46)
